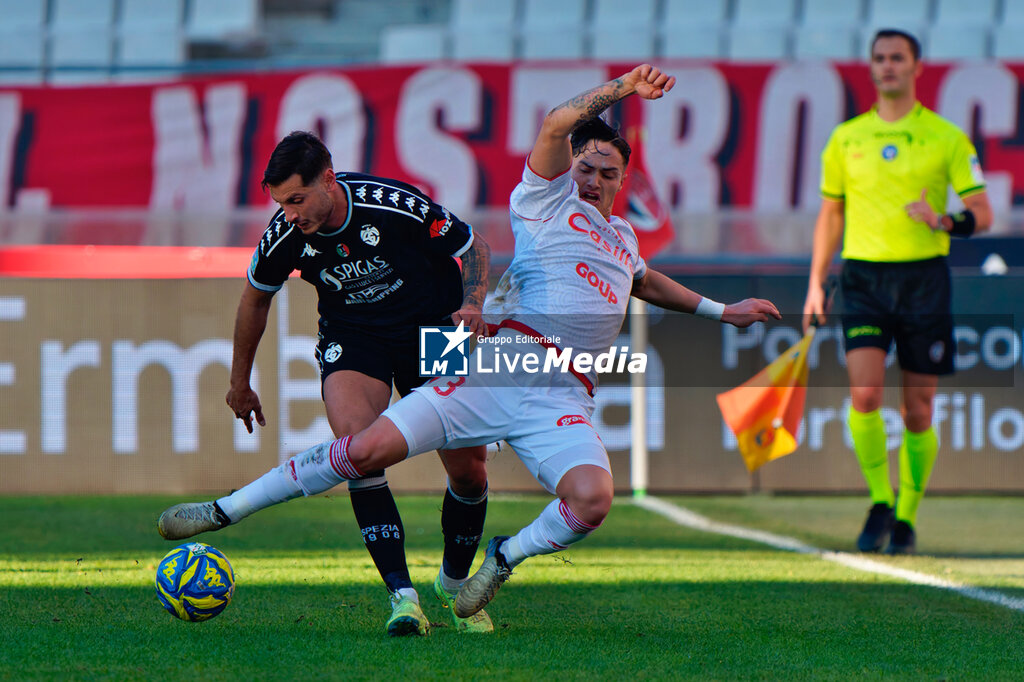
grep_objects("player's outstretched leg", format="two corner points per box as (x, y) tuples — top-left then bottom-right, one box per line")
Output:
(157, 435), (363, 540)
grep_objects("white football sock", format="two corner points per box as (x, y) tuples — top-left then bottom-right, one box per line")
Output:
(501, 498), (598, 568)
(217, 436), (358, 522)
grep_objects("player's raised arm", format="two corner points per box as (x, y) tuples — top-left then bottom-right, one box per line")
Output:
(529, 64), (675, 180)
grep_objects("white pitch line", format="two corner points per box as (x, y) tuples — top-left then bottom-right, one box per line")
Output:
(635, 495), (1024, 614)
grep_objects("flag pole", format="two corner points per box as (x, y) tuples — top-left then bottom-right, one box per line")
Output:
(630, 296), (648, 499)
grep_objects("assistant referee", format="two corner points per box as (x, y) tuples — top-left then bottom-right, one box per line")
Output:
(803, 29), (992, 554)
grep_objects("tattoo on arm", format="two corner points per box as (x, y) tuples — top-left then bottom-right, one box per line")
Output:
(460, 238), (490, 308)
(552, 78), (628, 130)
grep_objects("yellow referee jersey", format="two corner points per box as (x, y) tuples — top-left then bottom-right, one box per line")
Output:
(820, 102), (986, 262)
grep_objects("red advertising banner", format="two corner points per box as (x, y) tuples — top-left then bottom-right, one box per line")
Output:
(0, 61), (1021, 224)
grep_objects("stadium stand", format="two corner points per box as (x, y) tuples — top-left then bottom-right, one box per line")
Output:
(8, 0), (1024, 81)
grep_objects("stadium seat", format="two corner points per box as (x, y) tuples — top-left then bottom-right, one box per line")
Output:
(661, 25), (724, 59)
(992, 25), (1024, 59)
(927, 25), (989, 60)
(935, 0), (997, 27)
(520, 30), (586, 61)
(50, 0), (116, 81)
(733, 0), (797, 27)
(663, 0), (728, 26)
(120, 0), (184, 29)
(590, 27), (655, 61)
(451, 28), (516, 61)
(801, 0), (864, 25)
(380, 24), (447, 63)
(661, 0), (726, 59)
(117, 30), (187, 71)
(519, 0), (586, 60)
(52, 0), (115, 29)
(866, 0), (930, 28)
(450, 0), (518, 29)
(591, 0), (658, 28)
(794, 27), (858, 60)
(521, 0), (586, 30)
(186, 0), (260, 42)
(0, 31), (45, 82)
(0, 0), (46, 30)
(728, 25), (790, 60)
(1002, 0), (1024, 24)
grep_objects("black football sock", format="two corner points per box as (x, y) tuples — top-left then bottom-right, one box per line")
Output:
(349, 478), (412, 592)
(441, 484), (488, 582)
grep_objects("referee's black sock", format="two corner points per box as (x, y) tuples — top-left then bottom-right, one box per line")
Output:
(441, 484), (488, 581)
(349, 479), (413, 592)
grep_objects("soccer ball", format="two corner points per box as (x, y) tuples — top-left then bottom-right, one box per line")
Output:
(155, 542), (235, 622)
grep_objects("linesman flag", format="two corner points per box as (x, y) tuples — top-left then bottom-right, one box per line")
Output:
(716, 327), (815, 472)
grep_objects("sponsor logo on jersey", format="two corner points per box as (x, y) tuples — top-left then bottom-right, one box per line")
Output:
(556, 414), (591, 427)
(360, 225), (381, 246)
(568, 212), (634, 269)
(336, 243), (350, 257)
(575, 261), (619, 305)
(323, 343), (343, 363)
(301, 243), (321, 258)
(881, 144), (898, 161)
(969, 154), (985, 184)
(319, 256), (390, 290)
(429, 209), (452, 238)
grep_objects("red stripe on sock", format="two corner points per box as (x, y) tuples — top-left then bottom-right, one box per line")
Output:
(559, 499), (597, 534)
(328, 436), (362, 479)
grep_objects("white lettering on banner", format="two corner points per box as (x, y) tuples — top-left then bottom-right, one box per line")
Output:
(277, 73), (365, 177)
(149, 83), (245, 246)
(0, 94), (19, 211)
(275, 285), (333, 463)
(396, 67), (481, 215)
(111, 339), (239, 454)
(0, 296), (26, 454)
(591, 337), (664, 451)
(724, 323), (1024, 371)
(40, 340), (101, 454)
(754, 63), (843, 212)
(938, 64), (1016, 226)
(507, 66), (607, 154)
(643, 67), (729, 211)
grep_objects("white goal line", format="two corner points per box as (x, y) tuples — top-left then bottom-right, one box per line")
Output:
(634, 495), (1024, 614)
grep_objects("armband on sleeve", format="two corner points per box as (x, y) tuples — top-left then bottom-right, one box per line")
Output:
(947, 209), (976, 238)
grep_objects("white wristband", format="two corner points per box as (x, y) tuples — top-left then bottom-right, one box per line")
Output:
(695, 297), (725, 321)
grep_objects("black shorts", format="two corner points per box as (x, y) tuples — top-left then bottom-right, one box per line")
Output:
(314, 315), (455, 397)
(840, 257), (954, 375)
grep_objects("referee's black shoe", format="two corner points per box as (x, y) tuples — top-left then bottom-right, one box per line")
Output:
(885, 520), (917, 555)
(856, 503), (895, 552)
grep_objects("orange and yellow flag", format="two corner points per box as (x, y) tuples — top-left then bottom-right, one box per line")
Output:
(716, 327), (815, 472)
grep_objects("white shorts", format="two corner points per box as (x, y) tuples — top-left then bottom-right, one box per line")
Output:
(382, 338), (609, 493)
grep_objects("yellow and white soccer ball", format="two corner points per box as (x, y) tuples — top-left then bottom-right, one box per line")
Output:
(155, 542), (235, 622)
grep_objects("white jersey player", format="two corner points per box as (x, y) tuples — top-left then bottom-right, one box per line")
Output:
(165, 65), (781, 623)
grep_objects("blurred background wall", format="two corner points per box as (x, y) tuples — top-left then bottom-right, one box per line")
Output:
(1, 0), (1022, 493)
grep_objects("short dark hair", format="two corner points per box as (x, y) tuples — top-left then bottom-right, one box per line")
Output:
(262, 130), (332, 190)
(871, 29), (921, 61)
(570, 118), (631, 167)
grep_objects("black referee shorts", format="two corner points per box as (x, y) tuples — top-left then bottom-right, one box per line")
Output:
(314, 316), (455, 397)
(840, 256), (954, 375)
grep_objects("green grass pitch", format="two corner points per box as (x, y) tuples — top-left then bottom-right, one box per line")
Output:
(2, 494), (1023, 680)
